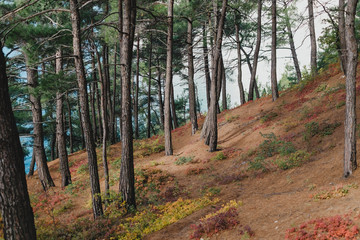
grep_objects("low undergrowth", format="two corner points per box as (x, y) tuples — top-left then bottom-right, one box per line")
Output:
(311, 183), (358, 200)
(285, 215), (360, 239)
(190, 200), (254, 239)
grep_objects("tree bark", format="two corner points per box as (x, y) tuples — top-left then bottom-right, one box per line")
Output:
(157, 61), (164, 130)
(134, 36), (140, 139)
(338, 0), (347, 75)
(147, 34), (152, 139)
(70, 0), (103, 218)
(187, 9), (198, 135)
(203, 24), (211, 109)
(308, 0), (317, 75)
(66, 93), (73, 153)
(170, 84), (178, 129)
(90, 50), (98, 142)
(27, 152), (36, 177)
(95, 46), (110, 199)
(248, 0), (262, 101)
(284, 3), (302, 83)
(24, 52), (54, 191)
(221, 58), (227, 110)
(201, 0), (227, 152)
(165, 0), (174, 155)
(0, 44), (37, 240)
(343, 0), (358, 178)
(271, 0), (279, 101)
(56, 48), (72, 187)
(235, 24), (246, 105)
(111, 44), (118, 143)
(119, 0), (136, 209)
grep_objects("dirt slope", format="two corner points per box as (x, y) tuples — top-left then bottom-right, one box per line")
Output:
(23, 63), (360, 239)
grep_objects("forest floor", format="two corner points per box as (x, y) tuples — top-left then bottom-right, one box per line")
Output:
(14, 63), (360, 239)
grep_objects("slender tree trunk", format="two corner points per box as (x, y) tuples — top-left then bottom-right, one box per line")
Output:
(339, 0), (347, 75)
(284, 3), (302, 83)
(118, 0), (123, 141)
(56, 48), (71, 187)
(77, 95), (85, 149)
(27, 152), (36, 177)
(187, 10), (198, 135)
(203, 24), (211, 109)
(157, 62), (164, 129)
(50, 132), (56, 161)
(24, 52), (54, 191)
(95, 46), (110, 199)
(147, 35), (152, 139)
(170, 83), (178, 128)
(66, 93), (73, 153)
(112, 44), (118, 143)
(119, 0), (136, 209)
(271, 0), (279, 101)
(134, 36), (140, 139)
(308, 0), (317, 75)
(248, 0), (262, 101)
(235, 24), (245, 105)
(0, 44), (37, 240)
(343, 0), (358, 178)
(70, 0), (103, 218)
(201, 0), (227, 152)
(221, 59), (227, 110)
(90, 51), (98, 142)
(165, 0), (174, 155)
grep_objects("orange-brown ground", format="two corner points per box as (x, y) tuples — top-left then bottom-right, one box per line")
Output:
(24, 63), (360, 239)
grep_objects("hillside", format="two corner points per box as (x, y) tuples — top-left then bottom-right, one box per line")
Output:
(12, 63), (360, 239)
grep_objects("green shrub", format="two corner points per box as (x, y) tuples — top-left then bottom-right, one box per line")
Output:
(315, 83), (327, 92)
(76, 163), (88, 174)
(175, 156), (194, 165)
(274, 150), (311, 170)
(211, 151), (227, 161)
(303, 121), (341, 141)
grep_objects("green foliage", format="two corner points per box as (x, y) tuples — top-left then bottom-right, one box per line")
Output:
(76, 163), (88, 174)
(247, 133), (297, 172)
(117, 197), (219, 240)
(175, 156), (194, 165)
(315, 83), (327, 93)
(336, 101), (346, 109)
(211, 151), (227, 161)
(274, 150), (311, 170)
(112, 158), (122, 169)
(303, 121), (341, 141)
(53, 200), (74, 216)
(134, 139), (165, 158)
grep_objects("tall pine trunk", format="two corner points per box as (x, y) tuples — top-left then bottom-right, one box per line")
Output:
(56, 48), (72, 187)
(343, 0), (358, 177)
(284, 3), (302, 83)
(0, 44), (37, 240)
(119, 0), (136, 209)
(203, 24), (211, 109)
(66, 93), (73, 153)
(147, 35), (152, 139)
(248, 0), (262, 101)
(271, 0), (279, 101)
(24, 52), (55, 190)
(187, 10), (198, 135)
(134, 36), (140, 138)
(339, 0), (347, 75)
(70, 0), (103, 218)
(235, 24), (245, 105)
(95, 46), (110, 199)
(164, 0), (174, 155)
(201, 0), (227, 152)
(157, 62), (164, 129)
(308, 0), (317, 75)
